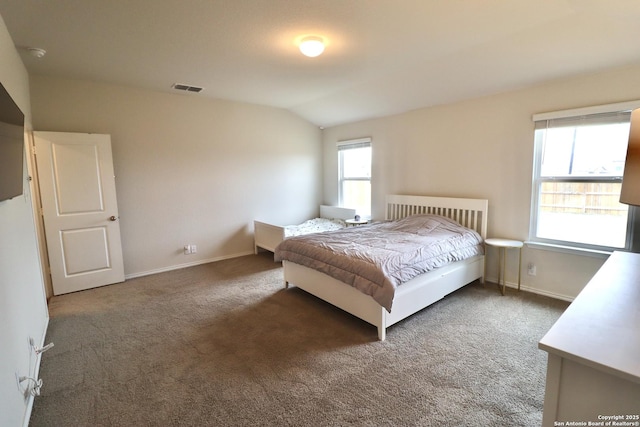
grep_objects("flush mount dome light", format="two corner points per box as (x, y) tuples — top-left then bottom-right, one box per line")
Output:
(299, 36), (325, 57)
(27, 47), (46, 58)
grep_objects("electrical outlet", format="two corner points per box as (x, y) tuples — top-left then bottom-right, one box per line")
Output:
(184, 245), (191, 255)
(527, 263), (537, 276)
(191, 244), (197, 254)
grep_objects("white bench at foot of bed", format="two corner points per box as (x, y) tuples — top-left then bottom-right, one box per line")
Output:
(283, 255), (484, 341)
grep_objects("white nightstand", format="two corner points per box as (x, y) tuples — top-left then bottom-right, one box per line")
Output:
(484, 238), (523, 295)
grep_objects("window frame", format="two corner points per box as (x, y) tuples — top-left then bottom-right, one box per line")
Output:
(529, 101), (640, 254)
(337, 137), (371, 217)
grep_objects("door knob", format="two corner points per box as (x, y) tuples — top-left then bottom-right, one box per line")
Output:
(109, 215), (118, 221)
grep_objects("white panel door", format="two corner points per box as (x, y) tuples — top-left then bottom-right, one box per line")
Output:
(34, 132), (124, 295)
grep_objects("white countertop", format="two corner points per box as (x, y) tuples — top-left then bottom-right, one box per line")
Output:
(538, 251), (640, 385)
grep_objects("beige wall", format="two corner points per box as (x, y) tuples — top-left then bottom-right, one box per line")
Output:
(30, 75), (322, 281)
(323, 64), (640, 300)
(0, 14), (49, 427)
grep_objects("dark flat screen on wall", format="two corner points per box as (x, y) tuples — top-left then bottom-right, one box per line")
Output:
(0, 81), (25, 202)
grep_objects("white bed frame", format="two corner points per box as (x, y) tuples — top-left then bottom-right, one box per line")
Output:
(283, 195), (488, 341)
(254, 205), (357, 254)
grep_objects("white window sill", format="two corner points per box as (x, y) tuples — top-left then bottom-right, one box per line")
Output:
(524, 241), (613, 259)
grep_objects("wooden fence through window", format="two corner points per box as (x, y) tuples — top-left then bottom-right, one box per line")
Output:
(540, 182), (626, 216)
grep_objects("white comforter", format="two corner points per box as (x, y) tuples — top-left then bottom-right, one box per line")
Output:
(284, 218), (347, 237)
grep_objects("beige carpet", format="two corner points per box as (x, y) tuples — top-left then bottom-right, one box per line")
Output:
(30, 252), (568, 426)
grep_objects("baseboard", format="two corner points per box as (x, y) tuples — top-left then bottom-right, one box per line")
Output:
(483, 276), (575, 302)
(124, 250), (255, 280)
(125, 259), (577, 302)
(519, 284), (574, 302)
(22, 315), (50, 427)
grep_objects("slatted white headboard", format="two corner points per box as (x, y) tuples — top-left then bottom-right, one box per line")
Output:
(385, 195), (488, 239)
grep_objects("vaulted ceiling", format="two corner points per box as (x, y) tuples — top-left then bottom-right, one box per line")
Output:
(2, 0), (640, 127)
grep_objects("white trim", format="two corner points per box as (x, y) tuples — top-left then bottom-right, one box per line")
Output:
(532, 100), (640, 122)
(336, 137), (371, 147)
(485, 276), (575, 302)
(524, 241), (612, 259)
(338, 138), (371, 214)
(22, 317), (50, 427)
(529, 104), (634, 252)
(124, 251), (254, 280)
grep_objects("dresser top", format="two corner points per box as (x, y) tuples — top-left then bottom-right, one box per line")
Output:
(539, 251), (640, 384)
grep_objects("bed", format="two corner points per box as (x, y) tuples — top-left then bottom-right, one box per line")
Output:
(275, 195), (488, 340)
(254, 205), (357, 254)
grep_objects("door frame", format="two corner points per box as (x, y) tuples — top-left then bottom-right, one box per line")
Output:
(25, 131), (53, 299)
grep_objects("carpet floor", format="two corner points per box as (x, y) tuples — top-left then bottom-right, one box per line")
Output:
(30, 252), (568, 426)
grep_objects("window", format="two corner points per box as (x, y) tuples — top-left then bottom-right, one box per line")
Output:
(530, 105), (636, 252)
(338, 138), (371, 217)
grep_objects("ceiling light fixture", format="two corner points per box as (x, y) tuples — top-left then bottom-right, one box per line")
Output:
(299, 36), (325, 58)
(27, 47), (46, 58)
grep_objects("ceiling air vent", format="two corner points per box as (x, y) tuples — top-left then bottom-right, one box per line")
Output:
(172, 83), (204, 93)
